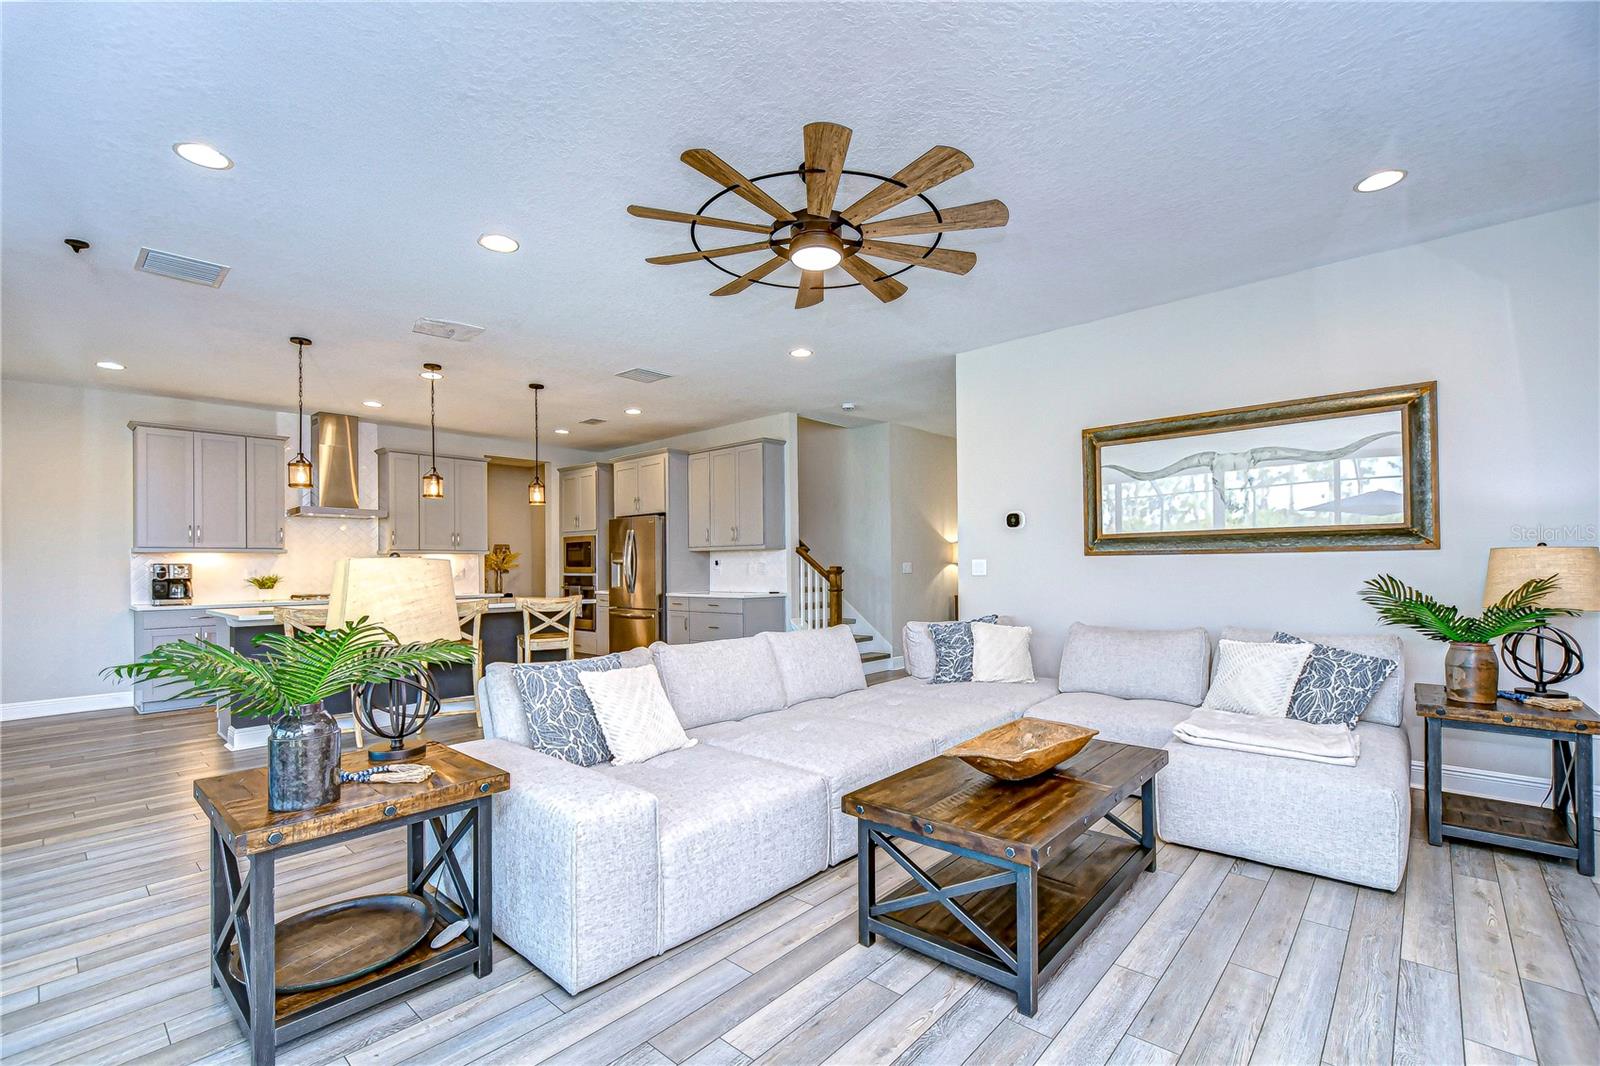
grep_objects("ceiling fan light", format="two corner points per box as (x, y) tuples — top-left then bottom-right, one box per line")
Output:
(788, 230), (844, 272)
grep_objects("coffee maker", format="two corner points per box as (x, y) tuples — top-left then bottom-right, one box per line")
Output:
(149, 563), (193, 605)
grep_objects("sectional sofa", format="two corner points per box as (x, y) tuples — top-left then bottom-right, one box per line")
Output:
(456, 620), (1410, 994)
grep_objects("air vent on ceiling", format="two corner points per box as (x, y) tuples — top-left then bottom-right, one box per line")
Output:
(412, 318), (485, 341)
(134, 247), (229, 287)
(579, 417), (608, 425)
(615, 367), (672, 384)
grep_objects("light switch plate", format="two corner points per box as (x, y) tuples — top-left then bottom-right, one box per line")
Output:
(900, 562), (913, 574)
(971, 558), (988, 576)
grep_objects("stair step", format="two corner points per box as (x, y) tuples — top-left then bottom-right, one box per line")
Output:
(854, 634), (870, 643)
(860, 651), (891, 663)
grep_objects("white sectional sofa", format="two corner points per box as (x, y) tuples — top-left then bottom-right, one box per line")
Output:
(457, 618), (1411, 994)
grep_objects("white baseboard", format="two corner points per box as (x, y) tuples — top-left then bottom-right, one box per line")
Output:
(1410, 759), (1600, 819)
(864, 655), (905, 676)
(1, 691), (134, 722)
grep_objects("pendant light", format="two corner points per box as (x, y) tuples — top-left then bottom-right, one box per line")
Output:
(527, 383), (546, 506)
(420, 363), (445, 499)
(287, 337), (314, 489)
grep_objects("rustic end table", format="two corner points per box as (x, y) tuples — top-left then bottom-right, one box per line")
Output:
(1415, 682), (1595, 876)
(843, 740), (1166, 1016)
(193, 742), (508, 1066)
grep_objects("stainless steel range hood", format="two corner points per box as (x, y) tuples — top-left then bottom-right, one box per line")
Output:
(286, 413), (384, 518)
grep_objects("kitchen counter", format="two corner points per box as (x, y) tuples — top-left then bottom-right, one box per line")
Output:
(673, 591), (785, 599)
(205, 597), (520, 628)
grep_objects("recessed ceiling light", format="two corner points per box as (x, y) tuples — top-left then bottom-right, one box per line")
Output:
(1354, 169), (1406, 193)
(95, 360), (125, 371)
(554, 427), (570, 435)
(624, 407), (642, 416)
(362, 400), (384, 408)
(172, 142), (233, 170)
(478, 233), (519, 253)
(419, 365), (443, 380)
(789, 348), (813, 359)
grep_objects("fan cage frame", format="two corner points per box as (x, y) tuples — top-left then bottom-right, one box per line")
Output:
(690, 166), (947, 290)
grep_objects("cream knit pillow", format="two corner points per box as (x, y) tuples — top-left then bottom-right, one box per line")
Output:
(971, 622), (1036, 683)
(1202, 638), (1313, 717)
(579, 664), (696, 765)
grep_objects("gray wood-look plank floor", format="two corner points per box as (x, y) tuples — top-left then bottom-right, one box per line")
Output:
(2, 705), (1597, 1065)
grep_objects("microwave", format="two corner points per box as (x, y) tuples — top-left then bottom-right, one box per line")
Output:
(563, 535), (596, 574)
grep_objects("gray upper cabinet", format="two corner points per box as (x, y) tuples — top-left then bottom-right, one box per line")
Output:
(245, 437), (286, 550)
(453, 458), (489, 552)
(380, 450), (488, 553)
(685, 439), (785, 550)
(558, 463), (605, 532)
(379, 450), (421, 552)
(613, 452), (669, 516)
(133, 424), (284, 553)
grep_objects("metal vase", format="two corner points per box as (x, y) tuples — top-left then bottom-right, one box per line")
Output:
(1444, 642), (1499, 706)
(267, 702), (342, 812)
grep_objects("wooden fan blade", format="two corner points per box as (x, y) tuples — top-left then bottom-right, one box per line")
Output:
(839, 255), (908, 303)
(803, 122), (852, 216)
(710, 256), (787, 297)
(627, 205), (772, 235)
(680, 149), (794, 221)
(647, 241), (771, 266)
(858, 239), (976, 275)
(796, 270), (824, 309)
(860, 199), (1009, 238)
(840, 146), (974, 224)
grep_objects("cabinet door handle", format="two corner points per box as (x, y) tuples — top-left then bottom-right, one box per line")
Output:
(390, 529), (396, 547)
(278, 527), (285, 544)
(705, 527), (710, 543)
(195, 524), (202, 543)
(187, 524), (193, 543)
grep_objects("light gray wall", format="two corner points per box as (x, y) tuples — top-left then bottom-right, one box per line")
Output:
(486, 462), (546, 597)
(0, 380), (584, 707)
(956, 204), (1599, 782)
(889, 424), (959, 642)
(798, 419), (893, 638)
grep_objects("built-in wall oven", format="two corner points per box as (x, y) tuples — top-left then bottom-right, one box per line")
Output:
(561, 535), (598, 631)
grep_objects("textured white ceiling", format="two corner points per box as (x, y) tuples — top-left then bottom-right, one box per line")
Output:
(2, 2), (1595, 449)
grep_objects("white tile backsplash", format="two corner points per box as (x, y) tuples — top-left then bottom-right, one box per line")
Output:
(709, 549), (790, 594)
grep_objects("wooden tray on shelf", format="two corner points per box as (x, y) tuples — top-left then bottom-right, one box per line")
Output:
(227, 893), (433, 993)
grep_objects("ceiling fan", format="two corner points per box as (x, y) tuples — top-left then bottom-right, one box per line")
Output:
(627, 122), (1009, 308)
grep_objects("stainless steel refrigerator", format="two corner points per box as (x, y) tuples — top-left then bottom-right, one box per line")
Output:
(609, 514), (664, 651)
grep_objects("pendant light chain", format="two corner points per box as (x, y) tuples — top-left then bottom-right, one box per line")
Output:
(287, 336), (314, 489)
(297, 340), (305, 456)
(430, 376), (437, 468)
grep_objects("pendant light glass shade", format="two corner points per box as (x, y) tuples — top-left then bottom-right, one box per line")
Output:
(288, 337), (313, 488)
(528, 382), (546, 507)
(421, 363), (445, 499)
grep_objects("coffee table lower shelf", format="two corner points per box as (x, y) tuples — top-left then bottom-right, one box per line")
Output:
(856, 823), (1154, 1015)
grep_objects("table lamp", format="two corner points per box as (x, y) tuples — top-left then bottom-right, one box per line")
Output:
(1482, 544), (1600, 697)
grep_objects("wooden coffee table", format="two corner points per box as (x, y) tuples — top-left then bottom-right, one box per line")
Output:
(843, 740), (1166, 1015)
(193, 742), (509, 1066)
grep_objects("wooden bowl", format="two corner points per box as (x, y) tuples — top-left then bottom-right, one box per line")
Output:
(945, 719), (1099, 781)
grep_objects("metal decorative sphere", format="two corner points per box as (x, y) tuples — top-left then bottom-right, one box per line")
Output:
(356, 673), (439, 762)
(1501, 625), (1583, 697)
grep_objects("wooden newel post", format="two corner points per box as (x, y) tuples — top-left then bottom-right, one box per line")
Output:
(827, 566), (844, 628)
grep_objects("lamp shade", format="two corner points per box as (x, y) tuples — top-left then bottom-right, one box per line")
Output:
(1482, 545), (1600, 610)
(327, 557), (461, 643)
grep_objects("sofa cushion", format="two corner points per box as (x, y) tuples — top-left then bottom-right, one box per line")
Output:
(1156, 721), (1411, 890)
(650, 636), (786, 729)
(480, 648), (652, 748)
(1273, 632), (1398, 727)
(795, 676), (1050, 751)
(1058, 623), (1211, 706)
(1027, 690), (1193, 750)
(581, 664), (696, 765)
(971, 622), (1035, 683)
(929, 615), (1000, 684)
(691, 708), (939, 864)
(598, 745), (829, 948)
(903, 622), (938, 679)
(508, 653), (634, 766)
(1221, 628), (1404, 727)
(1202, 639), (1313, 718)
(762, 625), (867, 706)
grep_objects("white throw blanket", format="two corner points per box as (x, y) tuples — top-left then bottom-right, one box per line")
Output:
(1173, 708), (1361, 766)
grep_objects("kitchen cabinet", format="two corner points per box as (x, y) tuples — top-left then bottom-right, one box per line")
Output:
(132, 424), (285, 553)
(379, 450), (421, 552)
(245, 437), (286, 550)
(613, 452), (669, 516)
(416, 456), (489, 551)
(557, 463), (609, 532)
(664, 594), (786, 644)
(132, 609), (225, 711)
(684, 439), (785, 550)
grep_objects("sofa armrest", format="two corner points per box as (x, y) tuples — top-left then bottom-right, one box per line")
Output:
(454, 738), (660, 993)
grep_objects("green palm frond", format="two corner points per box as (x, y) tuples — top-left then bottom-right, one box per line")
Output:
(1360, 574), (1574, 644)
(104, 618), (474, 718)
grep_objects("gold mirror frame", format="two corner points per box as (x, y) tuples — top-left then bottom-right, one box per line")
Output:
(1082, 381), (1439, 555)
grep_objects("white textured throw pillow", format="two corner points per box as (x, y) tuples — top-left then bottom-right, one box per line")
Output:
(970, 622), (1035, 683)
(579, 664), (696, 765)
(1203, 638), (1313, 717)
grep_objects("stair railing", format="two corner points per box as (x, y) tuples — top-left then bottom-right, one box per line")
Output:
(794, 541), (844, 629)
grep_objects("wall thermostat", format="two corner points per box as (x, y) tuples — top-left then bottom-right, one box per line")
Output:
(1005, 512), (1026, 529)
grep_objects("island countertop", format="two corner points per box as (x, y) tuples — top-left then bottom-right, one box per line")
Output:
(204, 596), (520, 628)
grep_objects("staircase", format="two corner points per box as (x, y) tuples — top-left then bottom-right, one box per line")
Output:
(794, 542), (893, 668)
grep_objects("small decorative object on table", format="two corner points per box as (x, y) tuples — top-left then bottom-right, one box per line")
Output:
(356, 674), (440, 763)
(946, 719), (1099, 781)
(340, 762), (434, 784)
(106, 619), (472, 811)
(246, 574), (283, 601)
(1360, 573), (1572, 705)
(484, 544), (520, 597)
(1482, 544), (1599, 697)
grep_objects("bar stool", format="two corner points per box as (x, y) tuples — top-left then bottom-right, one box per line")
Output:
(515, 595), (581, 663)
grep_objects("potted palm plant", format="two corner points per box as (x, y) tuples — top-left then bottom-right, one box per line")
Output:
(1360, 574), (1571, 704)
(106, 620), (474, 811)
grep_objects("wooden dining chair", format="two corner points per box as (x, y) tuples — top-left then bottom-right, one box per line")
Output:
(426, 598), (491, 734)
(515, 595), (581, 663)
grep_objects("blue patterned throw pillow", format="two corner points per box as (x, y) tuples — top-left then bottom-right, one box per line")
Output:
(512, 653), (631, 766)
(1272, 632), (1397, 727)
(928, 615), (1000, 684)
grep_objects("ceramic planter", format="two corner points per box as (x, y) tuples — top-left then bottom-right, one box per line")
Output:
(1444, 642), (1499, 705)
(267, 703), (341, 811)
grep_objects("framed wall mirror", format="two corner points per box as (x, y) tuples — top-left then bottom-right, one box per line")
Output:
(1083, 381), (1439, 555)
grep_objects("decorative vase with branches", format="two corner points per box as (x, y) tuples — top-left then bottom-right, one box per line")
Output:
(484, 545), (520, 596)
(106, 620), (473, 810)
(1359, 574), (1572, 704)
